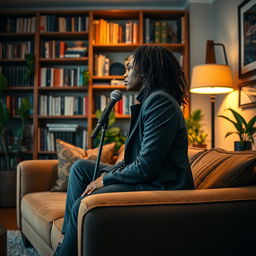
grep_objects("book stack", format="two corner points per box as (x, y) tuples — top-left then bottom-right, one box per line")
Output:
(39, 124), (87, 151)
(0, 16), (36, 33)
(40, 67), (87, 87)
(94, 92), (138, 115)
(39, 95), (88, 116)
(144, 18), (184, 43)
(40, 15), (89, 32)
(93, 19), (138, 44)
(94, 54), (110, 76)
(0, 41), (32, 59)
(0, 65), (33, 87)
(4, 95), (33, 115)
(42, 40), (87, 58)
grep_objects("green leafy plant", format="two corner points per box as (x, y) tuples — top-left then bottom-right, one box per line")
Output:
(93, 109), (126, 152)
(0, 73), (32, 170)
(218, 108), (256, 145)
(24, 53), (34, 79)
(185, 109), (208, 146)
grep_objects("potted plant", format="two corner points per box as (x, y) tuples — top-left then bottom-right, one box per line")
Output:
(93, 109), (126, 153)
(218, 108), (256, 151)
(0, 73), (32, 207)
(185, 109), (208, 148)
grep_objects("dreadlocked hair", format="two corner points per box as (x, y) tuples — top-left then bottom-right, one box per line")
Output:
(132, 45), (189, 107)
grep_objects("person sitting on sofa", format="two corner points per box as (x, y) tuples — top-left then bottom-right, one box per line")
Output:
(54, 45), (194, 256)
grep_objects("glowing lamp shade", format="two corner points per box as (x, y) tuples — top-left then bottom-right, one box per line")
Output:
(190, 64), (234, 94)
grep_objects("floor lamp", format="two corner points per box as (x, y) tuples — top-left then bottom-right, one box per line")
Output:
(190, 40), (234, 148)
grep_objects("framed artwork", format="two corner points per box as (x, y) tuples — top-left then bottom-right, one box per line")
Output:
(238, 0), (256, 78)
(239, 80), (256, 108)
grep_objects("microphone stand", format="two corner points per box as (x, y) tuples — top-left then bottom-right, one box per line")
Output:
(92, 119), (108, 181)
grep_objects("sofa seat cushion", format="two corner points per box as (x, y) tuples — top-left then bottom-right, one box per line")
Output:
(191, 148), (256, 189)
(21, 192), (66, 246)
(51, 218), (64, 251)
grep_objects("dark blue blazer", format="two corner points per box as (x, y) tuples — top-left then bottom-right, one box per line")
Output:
(102, 89), (194, 191)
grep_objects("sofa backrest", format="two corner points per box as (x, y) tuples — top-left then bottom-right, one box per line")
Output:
(188, 147), (256, 189)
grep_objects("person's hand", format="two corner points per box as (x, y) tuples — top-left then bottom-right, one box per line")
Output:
(81, 175), (104, 197)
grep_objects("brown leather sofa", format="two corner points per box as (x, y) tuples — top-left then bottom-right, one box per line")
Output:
(17, 147), (256, 256)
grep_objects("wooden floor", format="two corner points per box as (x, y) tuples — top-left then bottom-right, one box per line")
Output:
(0, 208), (18, 230)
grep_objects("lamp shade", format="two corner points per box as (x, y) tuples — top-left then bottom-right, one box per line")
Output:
(190, 64), (234, 94)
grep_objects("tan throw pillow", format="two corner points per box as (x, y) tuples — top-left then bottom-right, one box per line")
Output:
(51, 139), (87, 192)
(191, 148), (256, 189)
(115, 144), (125, 164)
(51, 140), (115, 192)
(84, 142), (115, 165)
(188, 146), (206, 164)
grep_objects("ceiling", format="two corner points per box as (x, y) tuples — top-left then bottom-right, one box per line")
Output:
(0, 0), (214, 10)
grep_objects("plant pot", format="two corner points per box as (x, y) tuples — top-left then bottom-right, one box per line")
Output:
(0, 170), (16, 208)
(192, 143), (207, 149)
(234, 141), (252, 151)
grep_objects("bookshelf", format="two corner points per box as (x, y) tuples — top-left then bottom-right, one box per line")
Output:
(0, 9), (189, 165)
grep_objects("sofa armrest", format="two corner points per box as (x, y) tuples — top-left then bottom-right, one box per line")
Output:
(16, 160), (58, 229)
(78, 186), (256, 256)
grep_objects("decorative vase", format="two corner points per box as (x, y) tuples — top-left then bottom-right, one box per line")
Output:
(192, 143), (207, 149)
(234, 141), (252, 151)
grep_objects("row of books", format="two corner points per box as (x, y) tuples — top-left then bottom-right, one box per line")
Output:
(93, 19), (138, 44)
(144, 18), (184, 43)
(39, 127), (87, 151)
(94, 92), (138, 115)
(94, 54), (110, 76)
(4, 95), (34, 115)
(0, 41), (33, 59)
(39, 95), (88, 116)
(0, 156), (19, 169)
(40, 67), (88, 87)
(41, 40), (87, 58)
(0, 17), (36, 33)
(40, 15), (89, 32)
(0, 65), (33, 87)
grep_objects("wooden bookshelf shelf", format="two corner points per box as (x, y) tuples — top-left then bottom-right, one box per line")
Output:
(5, 87), (34, 91)
(93, 44), (139, 51)
(143, 43), (185, 50)
(92, 85), (126, 90)
(0, 9), (189, 162)
(92, 114), (130, 119)
(92, 76), (124, 80)
(40, 31), (89, 39)
(38, 115), (87, 119)
(38, 87), (88, 91)
(0, 59), (27, 63)
(39, 57), (88, 64)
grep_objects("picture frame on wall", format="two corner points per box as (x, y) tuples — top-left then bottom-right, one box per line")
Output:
(239, 80), (256, 108)
(238, 0), (256, 78)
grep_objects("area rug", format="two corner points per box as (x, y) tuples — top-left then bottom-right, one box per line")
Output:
(7, 230), (40, 256)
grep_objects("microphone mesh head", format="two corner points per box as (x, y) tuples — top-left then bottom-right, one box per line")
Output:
(110, 90), (123, 102)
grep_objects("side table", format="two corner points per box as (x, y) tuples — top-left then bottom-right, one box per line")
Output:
(0, 225), (7, 256)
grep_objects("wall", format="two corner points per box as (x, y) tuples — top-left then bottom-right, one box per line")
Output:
(189, 0), (256, 150)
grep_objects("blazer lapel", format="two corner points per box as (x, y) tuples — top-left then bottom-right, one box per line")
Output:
(125, 104), (142, 146)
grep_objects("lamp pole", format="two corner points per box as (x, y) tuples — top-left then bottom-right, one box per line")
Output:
(210, 95), (216, 148)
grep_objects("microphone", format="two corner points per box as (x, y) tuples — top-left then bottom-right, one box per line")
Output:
(91, 90), (122, 139)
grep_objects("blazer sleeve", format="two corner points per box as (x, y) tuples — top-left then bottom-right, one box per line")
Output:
(99, 160), (125, 174)
(103, 92), (182, 185)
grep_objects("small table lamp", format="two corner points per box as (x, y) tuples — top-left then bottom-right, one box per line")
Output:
(190, 40), (234, 148)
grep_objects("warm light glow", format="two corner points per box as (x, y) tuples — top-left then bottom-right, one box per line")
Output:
(190, 64), (233, 94)
(190, 87), (234, 94)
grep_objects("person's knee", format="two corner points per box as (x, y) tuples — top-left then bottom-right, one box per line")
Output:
(70, 159), (86, 177)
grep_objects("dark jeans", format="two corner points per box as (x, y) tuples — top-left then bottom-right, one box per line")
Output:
(57, 159), (137, 256)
